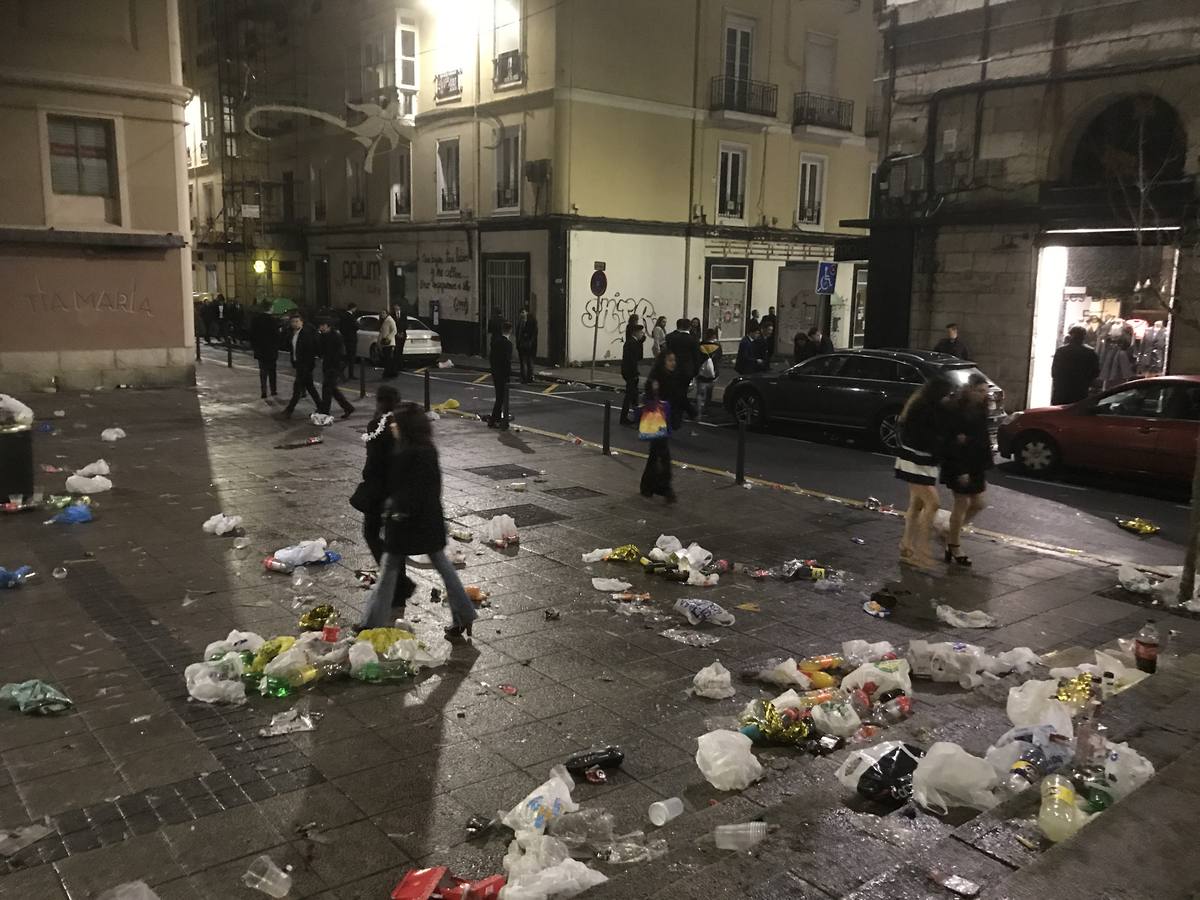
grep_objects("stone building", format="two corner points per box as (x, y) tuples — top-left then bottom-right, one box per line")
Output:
(846, 0), (1200, 408)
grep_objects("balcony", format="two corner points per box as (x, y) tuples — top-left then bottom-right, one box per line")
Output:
(865, 106), (880, 138)
(793, 92), (855, 136)
(496, 186), (519, 210)
(709, 76), (778, 123)
(797, 202), (823, 227)
(198, 140), (209, 165)
(494, 50), (524, 88)
(718, 197), (745, 220)
(435, 69), (462, 102)
(440, 189), (460, 213)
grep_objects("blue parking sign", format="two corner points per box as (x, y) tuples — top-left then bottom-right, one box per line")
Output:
(816, 261), (838, 295)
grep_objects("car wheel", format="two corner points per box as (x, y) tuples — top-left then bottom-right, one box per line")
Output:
(368, 343), (380, 366)
(732, 389), (765, 426)
(875, 409), (902, 453)
(1014, 432), (1060, 476)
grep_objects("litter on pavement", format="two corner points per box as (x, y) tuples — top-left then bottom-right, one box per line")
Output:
(0, 680), (72, 714)
(100, 427), (127, 441)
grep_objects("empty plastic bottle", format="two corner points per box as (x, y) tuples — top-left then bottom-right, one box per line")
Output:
(565, 746), (624, 776)
(714, 821), (768, 851)
(1038, 775), (1086, 843)
(1004, 744), (1047, 793)
(1134, 621), (1159, 674)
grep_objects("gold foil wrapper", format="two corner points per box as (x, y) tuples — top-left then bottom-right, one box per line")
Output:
(1115, 517), (1160, 536)
(608, 545), (641, 562)
(741, 700), (812, 746)
(1056, 672), (1093, 710)
(298, 604), (336, 631)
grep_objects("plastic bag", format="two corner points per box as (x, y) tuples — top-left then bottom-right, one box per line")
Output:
(836, 741), (925, 802)
(678, 542), (713, 571)
(935, 604), (997, 628)
(0, 680), (73, 714)
(502, 765), (578, 836)
(273, 538), (328, 567)
(692, 661), (736, 699)
(204, 630), (264, 660)
(501, 858), (606, 899)
(0, 394), (34, 426)
(95, 881), (161, 900)
(695, 729), (762, 790)
(309, 413), (334, 426)
(65, 474), (112, 494)
(503, 831), (570, 882)
(100, 427), (126, 441)
(1006, 680), (1074, 738)
(655, 534), (684, 555)
(384, 634), (450, 670)
(909, 641), (986, 687)
(591, 577), (632, 592)
(810, 698), (862, 738)
(485, 514), (519, 547)
(754, 659), (813, 689)
(686, 570), (719, 587)
(842, 640), (895, 668)
(348, 641), (379, 676)
(184, 656), (246, 704)
(911, 742), (999, 814)
(841, 659), (912, 698)
(985, 725), (1073, 779)
(1104, 740), (1155, 800)
(1117, 565), (1154, 594)
(202, 512), (243, 535)
(989, 647), (1041, 676)
(581, 548), (612, 563)
(48, 504), (93, 524)
(75, 459), (110, 477)
(674, 597), (735, 627)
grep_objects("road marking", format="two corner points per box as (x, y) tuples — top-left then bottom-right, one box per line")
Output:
(1004, 474), (1088, 492)
(542, 383), (559, 394)
(414, 366), (428, 374)
(472, 374), (491, 384)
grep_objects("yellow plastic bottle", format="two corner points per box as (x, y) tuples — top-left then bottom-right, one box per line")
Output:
(1038, 775), (1086, 843)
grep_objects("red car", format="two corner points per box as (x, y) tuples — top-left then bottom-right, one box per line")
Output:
(998, 375), (1200, 481)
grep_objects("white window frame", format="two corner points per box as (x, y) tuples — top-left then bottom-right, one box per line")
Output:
(494, 0), (522, 57)
(347, 157), (366, 220)
(310, 164), (326, 222)
(796, 152), (827, 230)
(436, 137), (461, 216)
(495, 126), (522, 214)
(723, 15), (754, 81)
(716, 141), (748, 223)
(390, 145), (411, 222)
(37, 106), (130, 229)
(398, 21), (418, 116)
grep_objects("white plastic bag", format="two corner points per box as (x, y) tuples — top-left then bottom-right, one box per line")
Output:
(695, 729), (762, 790)
(655, 534), (684, 555)
(486, 514), (519, 547)
(203, 630), (264, 659)
(911, 742), (999, 814)
(75, 459), (110, 477)
(100, 427), (126, 442)
(1006, 680), (1074, 738)
(1095, 649), (1149, 695)
(810, 698), (862, 738)
(678, 542), (713, 571)
(185, 654), (246, 704)
(842, 640), (895, 668)
(935, 604), (997, 628)
(581, 548), (612, 563)
(840, 659), (912, 697)
(273, 538), (327, 566)
(384, 634), (450, 670)
(202, 512), (243, 535)
(754, 658), (812, 689)
(686, 570), (719, 587)
(500, 857), (607, 899)
(692, 661), (735, 699)
(502, 765), (578, 836)
(503, 831), (570, 882)
(1104, 740), (1155, 800)
(1117, 565), (1153, 595)
(591, 577), (632, 592)
(0, 394), (34, 426)
(348, 641), (378, 676)
(309, 413), (334, 427)
(674, 597), (735, 627)
(96, 881), (162, 900)
(990, 647), (1041, 675)
(65, 474), (113, 493)
(836, 741), (911, 791)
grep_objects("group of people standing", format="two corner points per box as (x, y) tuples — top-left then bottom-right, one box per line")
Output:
(247, 304), (356, 419)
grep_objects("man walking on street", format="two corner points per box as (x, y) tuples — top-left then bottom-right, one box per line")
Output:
(249, 301), (280, 399)
(282, 312), (322, 418)
(934, 323), (972, 360)
(735, 324), (768, 375)
(665, 317), (700, 428)
(339, 302), (360, 379)
(620, 322), (646, 425)
(760, 306), (778, 359)
(214, 293), (230, 343)
(516, 308), (538, 383)
(378, 307), (397, 379)
(1051, 326), (1101, 405)
(317, 318), (356, 418)
(489, 322), (514, 429)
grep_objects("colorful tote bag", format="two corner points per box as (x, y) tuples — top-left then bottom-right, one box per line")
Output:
(638, 400), (671, 441)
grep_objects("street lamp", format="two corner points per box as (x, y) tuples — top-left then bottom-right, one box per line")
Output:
(253, 259), (267, 274)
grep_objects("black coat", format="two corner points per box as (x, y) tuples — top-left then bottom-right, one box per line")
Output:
(940, 402), (993, 477)
(933, 337), (971, 360)
(288, 324), (320, 369)
(384, 445), (447, 555)
(360, 415), (395, 511)
(490, 334), (513, 380)
(621, 334), (644, 379)
(339, 308), (359, 347)
(898, 402), (942, 460)
(1051, 341), (1100, 405)
(250, 312), (280, 361)
(516, 317), (538, 353)
(318, 329), (347, 373)
(664, 330), (701, 383)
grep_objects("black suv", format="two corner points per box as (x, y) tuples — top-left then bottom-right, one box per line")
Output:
(724, 348), (1006, 451)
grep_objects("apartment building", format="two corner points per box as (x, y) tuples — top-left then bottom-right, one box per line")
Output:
(0, 0), (193, 391)
(183, 0), (881, 362)
(853, 0), (1200, 408)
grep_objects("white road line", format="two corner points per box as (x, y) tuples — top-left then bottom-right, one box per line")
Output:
(1001, 475), (1087, 492)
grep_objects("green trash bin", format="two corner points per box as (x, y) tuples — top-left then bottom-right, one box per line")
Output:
(0, 424), (34, 499)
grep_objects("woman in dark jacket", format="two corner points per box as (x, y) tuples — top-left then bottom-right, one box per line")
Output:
(894, 376), (952, 569)
(639, 352), (677, 503)
(358, 403), (477, 640)
(940, 374), (992, 566)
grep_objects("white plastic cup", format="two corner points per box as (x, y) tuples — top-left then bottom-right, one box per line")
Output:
(648, 797), (684, 827)
(241, 855), (292, 898)
(714, 821), (768, 851)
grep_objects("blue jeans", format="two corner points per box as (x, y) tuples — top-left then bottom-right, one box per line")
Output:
(359, 550), (477, 630)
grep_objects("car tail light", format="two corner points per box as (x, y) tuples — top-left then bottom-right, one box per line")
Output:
(431, 335), (441, 343)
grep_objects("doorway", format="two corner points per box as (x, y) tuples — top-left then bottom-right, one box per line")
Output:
(705, 259), (752, 353)
(483, 255), (529, 356)
(775, 263), (821, 359)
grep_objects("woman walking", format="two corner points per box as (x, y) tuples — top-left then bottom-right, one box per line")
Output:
(940, 374), (992, 566)
(358, 403), (477, 641)
(651, 316), (668, 357)
(639, 352), (676, 503)
(894, 376), (952, 569)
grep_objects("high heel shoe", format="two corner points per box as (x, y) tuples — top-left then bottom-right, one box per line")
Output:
(944, 544), (972, 567)
(443, 623), (473, 643)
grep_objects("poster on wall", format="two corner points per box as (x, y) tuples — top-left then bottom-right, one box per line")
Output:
(330, 250), (385, 310)
(417, 238), (474, 322)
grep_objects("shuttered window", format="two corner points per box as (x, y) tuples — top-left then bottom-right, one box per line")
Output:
(48, 115), (115, 197)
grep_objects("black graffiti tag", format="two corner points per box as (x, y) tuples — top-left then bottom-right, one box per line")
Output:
(581, 294), (657, 345)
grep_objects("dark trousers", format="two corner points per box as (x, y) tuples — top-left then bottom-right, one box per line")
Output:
(518, 349), (534, 383)
(284, 365), (322, 414)
(380, 346), (395, 379)
(640, 438), (674, 499)
(620, 374), (639, 422)
(491, 376), (510, 425)
(321, 368), (354, 415)
(257, 357), (277, 396)
(363, 508), (412, 610)
(343, 339), (357, 378)
(384, 334), (406, 376)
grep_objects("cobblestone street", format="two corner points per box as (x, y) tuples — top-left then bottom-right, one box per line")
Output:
(3, 363), (1200, 899)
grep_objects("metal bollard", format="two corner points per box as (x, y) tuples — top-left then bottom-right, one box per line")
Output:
(424, 369), (431, 412)
(602, 400), (612, 455)
(359, 359), (366, 399)
(225, 337), (233, 368)
(735, 419), (746, 485)
(194, 340), (200, 363)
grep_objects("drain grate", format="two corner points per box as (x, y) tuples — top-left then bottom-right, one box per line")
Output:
(543, 486), (605, 501)
(466, 464), (542, 480)
(473, 503), (568, 527)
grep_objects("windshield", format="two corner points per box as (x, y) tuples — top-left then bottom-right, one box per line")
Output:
(942, 366), (988, 387)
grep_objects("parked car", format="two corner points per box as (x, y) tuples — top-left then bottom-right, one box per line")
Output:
(724, 348), (1006, 451)
(998, 375), (1200, 481)
(355, 314), (442, 365)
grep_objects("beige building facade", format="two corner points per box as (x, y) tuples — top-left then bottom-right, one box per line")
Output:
(185, 0), (881, 363)
(0, 0), (193, 391)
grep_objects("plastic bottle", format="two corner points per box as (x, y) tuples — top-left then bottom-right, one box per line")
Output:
(648, 797), (684, 827)
(798, 654), (844, 673)
(1038, 775), (1086, 842)
(714, 822), (768, 851)
(565, 746), (624, 776)
(1004, 744), (1047, 793)
(1134, 621), (1159, 674)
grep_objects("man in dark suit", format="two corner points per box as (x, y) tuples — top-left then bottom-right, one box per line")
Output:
(249, 301), (280, 399)
(317, 318), (356, 418)
(516, 308), (538, 383)
(1051, 326), (1100, 405)
(620, 323), (646, 425)
(339, 302), (360, 379)
(282, 311), (323, 418)
(489, 322), (514, 429)
(664, 317), (701, 428)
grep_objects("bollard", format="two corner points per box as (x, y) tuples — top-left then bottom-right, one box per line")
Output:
(225, 336), (233, 368)
(359, 359), (366, 399)
(195, 340), (200, 362)
(602, 400), (612, 456)
(735, 419), (746, 485)
(424, 369), (431, 412)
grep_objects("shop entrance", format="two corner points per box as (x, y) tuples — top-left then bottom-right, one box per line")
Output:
(1030, 242), (1175, 408)
(705, 259), (751, 353)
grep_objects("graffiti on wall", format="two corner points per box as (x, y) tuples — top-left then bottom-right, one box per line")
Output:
(580, 292), (658, 355)
(418, 245), (473, 321)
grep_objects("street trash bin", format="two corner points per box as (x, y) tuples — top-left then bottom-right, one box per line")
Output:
(0, 424), (33, 499)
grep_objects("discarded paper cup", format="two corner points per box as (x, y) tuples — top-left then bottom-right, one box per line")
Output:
(322, 624), (340, 642)
(241, 854), (292, 897)
(648, 797), (684, 827)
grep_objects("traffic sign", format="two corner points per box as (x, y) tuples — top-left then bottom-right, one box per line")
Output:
(590, 270), (608, 297)
(594, 261), (606, 271)
(816, 261), (838, 295)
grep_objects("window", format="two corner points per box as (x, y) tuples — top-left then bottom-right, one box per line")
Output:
(278, 260), (297, 273)
(798, 154), (825, 227)
(1172, 385), (1200, 421)
(494, 0), (523, 87)
(805, 32), (837, 97)
(724, 17), (753, 81)
(311, 166), (326, 221)
(838, 357), (897, 381)
(437, 139), (460, 214)
(399, 25), (417, 90)
(718, 143), (747, 219)
(360, 23), (416, 115)
(221, 95), (238, 158)
(202, 182), (214, 227)
(796, 355), (845, 377)
(895, 362), (924, 384)
(200, 94), (215, 140)
(48, 115), (115, 197)
(347, 158), (366, 219)
(1094, 385), (1170, 418)
(496, 128), (521, 210)
(390, 147), (411, 220)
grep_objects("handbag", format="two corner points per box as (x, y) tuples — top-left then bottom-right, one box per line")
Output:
(349, 481), (373, 513)
(699, 356), (716, 380)
(638, 400), (671, 441)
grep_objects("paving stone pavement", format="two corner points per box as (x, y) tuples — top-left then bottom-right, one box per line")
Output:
(2, 362), (1200, 899)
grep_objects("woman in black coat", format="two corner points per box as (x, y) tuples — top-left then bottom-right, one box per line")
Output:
(639, 352), (677, 503)
(358, 403), (477, 640)
(939, 374), (993, 567)
(894, 376), (952, 569)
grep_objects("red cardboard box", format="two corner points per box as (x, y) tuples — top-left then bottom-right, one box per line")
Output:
(392, 867), (506, 900)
